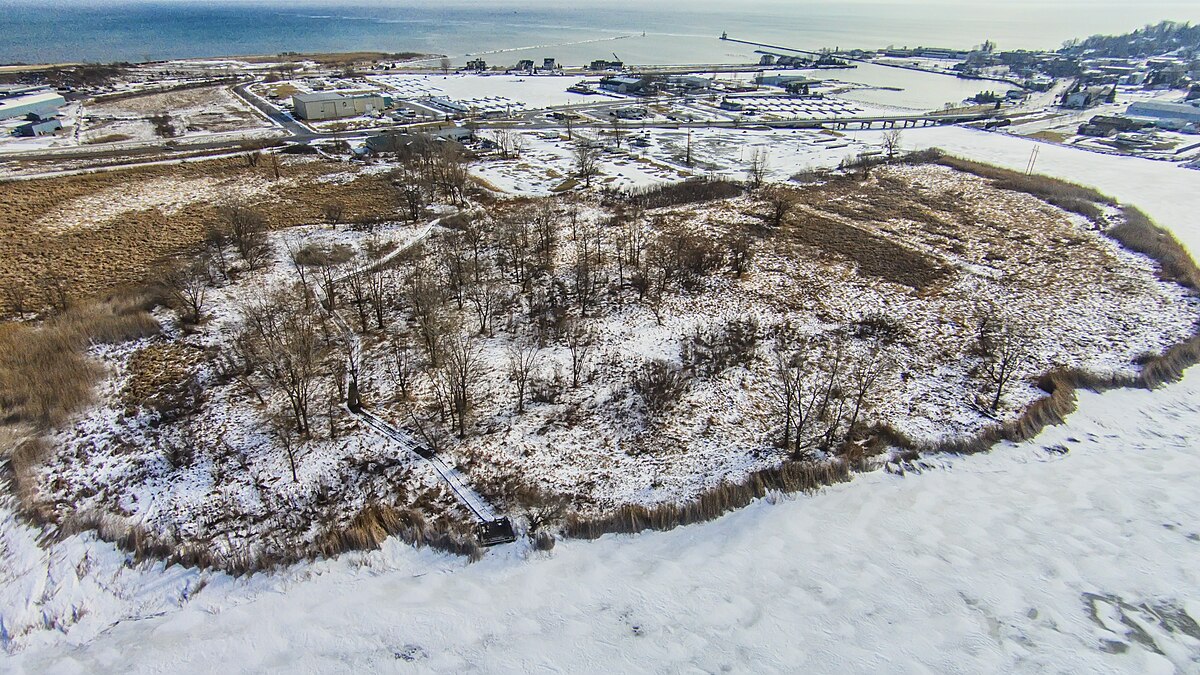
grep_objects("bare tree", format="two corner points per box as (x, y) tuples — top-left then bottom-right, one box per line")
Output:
(366, 267), (388, 330)
(563, 319), (596, 388)
(436, 332), (487, 437)
(490, 128), (515, 159)
(845, 347), (893, 439)
(762, 186), (796, 228)
(510, 133), (528, 158)
(466, 272), (508, 336)
(162, 259), (210, 325)
(268, 409), (300, 482)
(37, 272), (71, 314)
(391, 164), (432, 222)
(506, 341), (541, 413)
(983, 319), (1030, 411)
(881, 128), (903, 162)
(224, 205), (270, 269)
(345, 271), (370, 333)
(323, 202), (345, 225)
(609, 116), (624, 148)
(440, 56), (452, 75)
(240, 290), (324, 435)
(388, 332), (416, 402)
(203, 224), (232, 282)
(2, 280), (29, 319)
(746, 148), (769, 189)
(573, 143), (600, 188)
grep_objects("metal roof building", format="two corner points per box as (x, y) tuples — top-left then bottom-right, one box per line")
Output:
(291, 92), (390, 121)
(1126, 101), (1200, 124)
(0, 91), (66, 121)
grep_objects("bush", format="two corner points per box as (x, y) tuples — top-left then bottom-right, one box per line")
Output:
(682, 317), (760, 376)
(293, 243), (355, 267)
(618, 179), (744, 210)
(632, 359), (690, 414)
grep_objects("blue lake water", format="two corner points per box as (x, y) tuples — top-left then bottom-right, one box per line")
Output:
(2, 1), (1198, 66)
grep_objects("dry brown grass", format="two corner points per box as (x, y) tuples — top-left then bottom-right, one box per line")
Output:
(564, 460), (855, 539)
(121, 342), (206, 416)
(0, 294), (159, 428)
(0, 156), (401, 313)
(784, 209), (949, 290)
(935, 155), (1115, 223)
(1108, 206), (1200, 292)
(43, 500), (482, 575)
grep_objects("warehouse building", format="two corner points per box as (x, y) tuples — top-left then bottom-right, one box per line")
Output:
(291, 92), (391, 121)
(1125, 100), (1200, 125)
(0, 89), (66, 121)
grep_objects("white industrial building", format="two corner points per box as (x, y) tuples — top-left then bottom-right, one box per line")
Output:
(291, 92), (391, 121)
(0, 88), (66, 121)
(1126, 100), (1200, 125)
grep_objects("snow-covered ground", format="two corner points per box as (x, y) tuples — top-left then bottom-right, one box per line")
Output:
(369, 73), (606, 109)
(3, 127), (1200, 672)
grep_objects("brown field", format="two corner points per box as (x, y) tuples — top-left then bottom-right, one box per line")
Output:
(240, 51), (431, 66)
(0, 155), (400, 312)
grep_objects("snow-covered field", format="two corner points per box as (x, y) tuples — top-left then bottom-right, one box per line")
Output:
(3, 127), (1200, 672)
(369, 73), (605, 109)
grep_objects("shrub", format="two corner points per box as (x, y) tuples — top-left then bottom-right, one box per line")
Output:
(682, 317), (760, 376)
(618, 179), (744, 210)
(533, 531), (556, 551)
(632, 359), (690, 414)
(564, 459), (854, 539)
(293, 243), (355, 267)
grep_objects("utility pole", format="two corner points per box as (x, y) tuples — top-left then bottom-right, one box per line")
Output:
(1025, 145), (1039, 175)
(686, 127), (693, 166)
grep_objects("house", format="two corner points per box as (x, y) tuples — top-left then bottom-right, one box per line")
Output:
(365, 127), (474, 154)
(291, 92), (391, 120)
(425, 96), (472, 115)
(542, 58), (557, 71)
(590, 59), (624, 71)
(719, 97), (746, 111)
(759, 54), (776, 66)
(514, 59), (535, 72)
(1061, 87), (1109, 110)
(755, 73), (819, 89)
(465, 59), (487, 72)
(665, 75), (712, 92)
(611, 107), (647, 120)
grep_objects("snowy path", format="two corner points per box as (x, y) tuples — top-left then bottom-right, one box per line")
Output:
(3, 127), (1200, 672)
(326, 212), (505, 524)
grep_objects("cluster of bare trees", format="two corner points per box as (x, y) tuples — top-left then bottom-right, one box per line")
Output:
(487, 128), (528, 160)
(382, 134), (473, 216)
(158, 205), (273, 326)
(231, 288), (334, 480)
(2, 272), (72, 318)
(773, 325), (896, 459)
